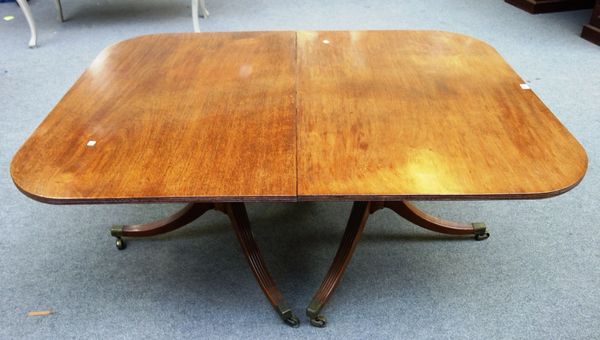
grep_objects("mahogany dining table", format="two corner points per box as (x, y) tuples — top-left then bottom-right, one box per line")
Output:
(10, 30), (587, 328)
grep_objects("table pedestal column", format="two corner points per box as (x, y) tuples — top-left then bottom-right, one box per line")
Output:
(306, 201), (488, 327)
(110, 202), (300, 327)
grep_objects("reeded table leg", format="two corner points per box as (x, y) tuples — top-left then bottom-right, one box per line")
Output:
(382, 201), (489, 240)
(110, 202), (214, 249)
(306, 200), (488, 327)
(110, 202), (299, 327)
(221, 203), (300, 327)
(306, 201), (372, 327)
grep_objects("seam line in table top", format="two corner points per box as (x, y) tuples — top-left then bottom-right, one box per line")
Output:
(294, 32), (299, 200)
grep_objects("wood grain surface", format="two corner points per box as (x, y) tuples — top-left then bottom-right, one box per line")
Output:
(296, 30), (587, 200)
(11, 32), (298, 203)
(11, 31), (587, 204)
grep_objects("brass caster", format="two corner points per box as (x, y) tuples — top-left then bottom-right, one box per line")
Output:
(472, 223), (489, 241)
(284, 314), (300, 328)
(115, 237), (126, 250)
(309, 315), (327, 328)
(276, 302), (300, 328)
(474, 232), (490, 241)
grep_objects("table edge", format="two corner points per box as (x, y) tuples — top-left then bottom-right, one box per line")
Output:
(11, 30), (588, 205)
(12, 170), (585, 205)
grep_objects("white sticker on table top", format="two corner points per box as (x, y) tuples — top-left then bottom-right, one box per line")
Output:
(520, 83), (531, 90)
(86, 140), (96, 147)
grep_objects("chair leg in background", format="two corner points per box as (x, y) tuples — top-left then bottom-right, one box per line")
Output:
(191, 0), (200, 32)
(54, 0), (64, 22)
(16, 0), (37, 48)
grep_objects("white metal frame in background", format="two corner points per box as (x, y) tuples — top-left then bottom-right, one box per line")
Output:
(15, 0), (36, 48)
(14, 0), (209, 48)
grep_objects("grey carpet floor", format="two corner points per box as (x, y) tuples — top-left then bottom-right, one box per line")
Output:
(1, 0), (599, 339)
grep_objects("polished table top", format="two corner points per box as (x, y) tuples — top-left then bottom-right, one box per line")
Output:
(10, 31), (587, 204)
